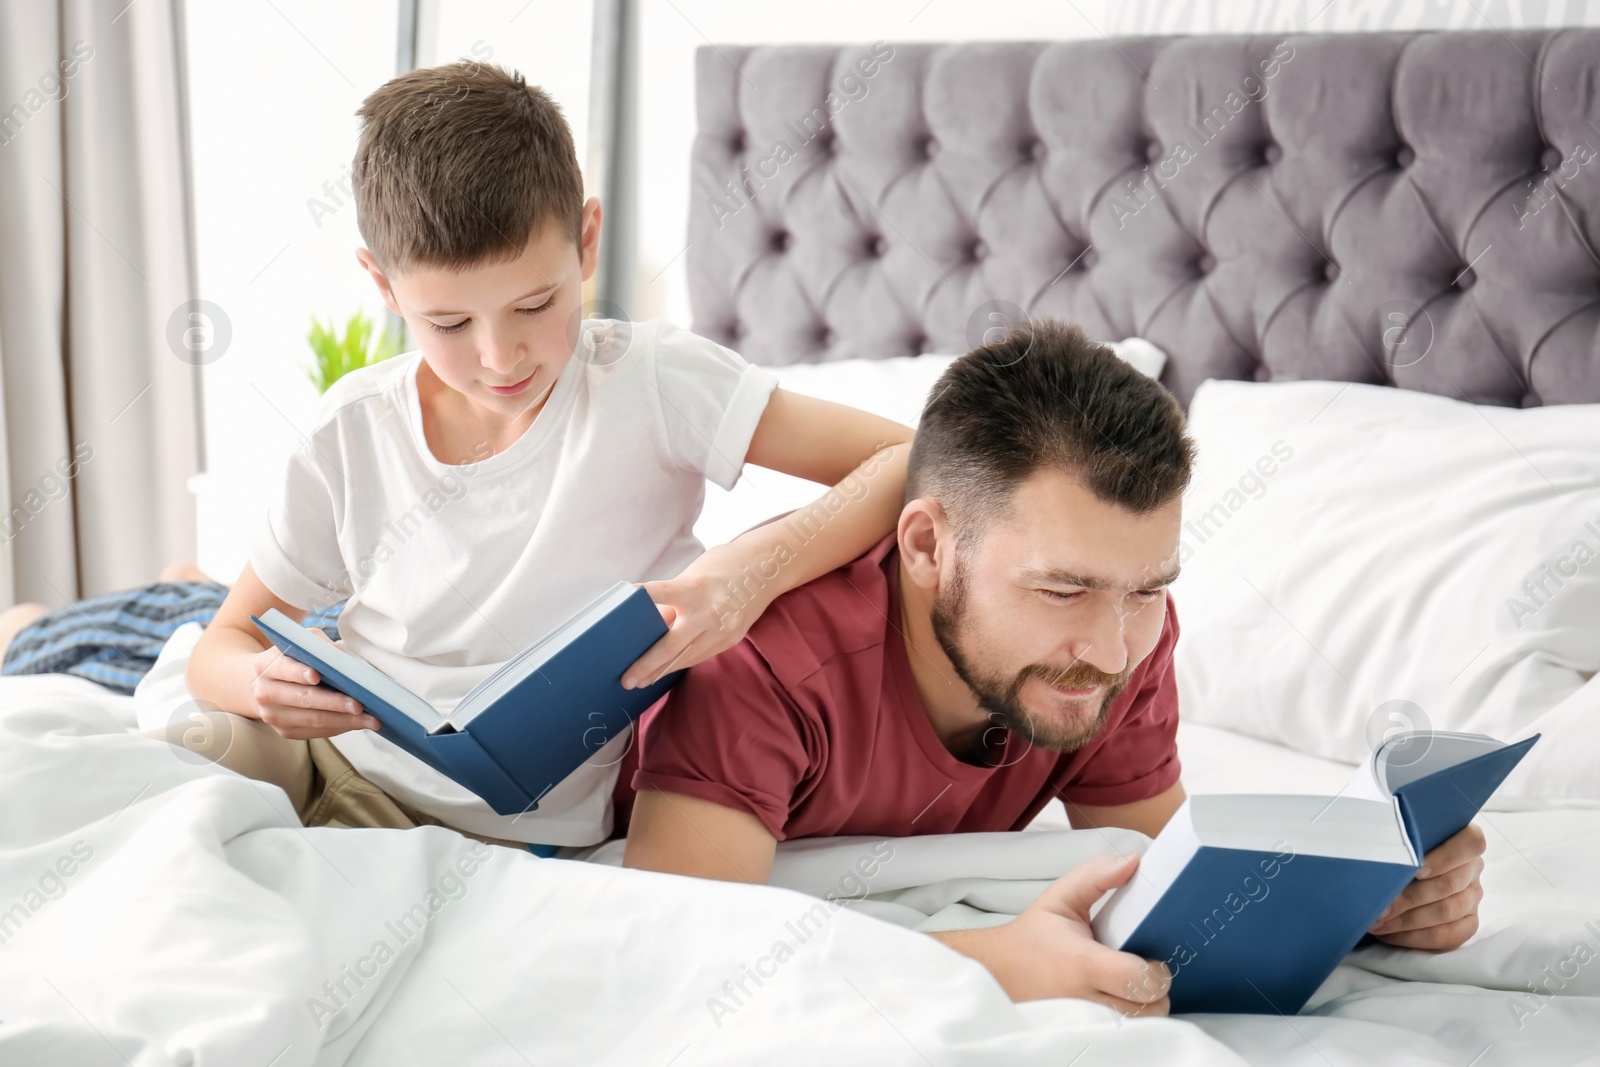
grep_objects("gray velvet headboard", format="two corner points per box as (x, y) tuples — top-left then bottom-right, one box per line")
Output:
(687, 32), (1600, 410)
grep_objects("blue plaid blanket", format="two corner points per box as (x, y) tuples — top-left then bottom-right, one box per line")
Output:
(1, 581), (343, 695)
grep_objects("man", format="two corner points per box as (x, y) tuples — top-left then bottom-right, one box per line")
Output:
(621, 320), (1487, 1014)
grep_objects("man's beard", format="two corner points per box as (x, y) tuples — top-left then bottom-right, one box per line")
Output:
(929, 557), (1133, 758)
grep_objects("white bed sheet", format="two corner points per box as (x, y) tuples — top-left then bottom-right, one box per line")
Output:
(0, 679), (1239, 1066)
(3, 676), (1597, 1066)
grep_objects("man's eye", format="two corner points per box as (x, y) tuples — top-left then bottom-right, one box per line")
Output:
(1132, 589), (1162, 601)
(1041, 589), (1083, 602)
(519, 303), (552, 316)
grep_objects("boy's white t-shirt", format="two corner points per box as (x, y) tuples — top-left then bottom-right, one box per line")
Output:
(248, 318), (779, 846)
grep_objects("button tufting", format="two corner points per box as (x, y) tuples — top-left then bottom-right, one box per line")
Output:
(1454, 266), (1477, 291)
(1541, 146), (1563, 172)
(817, 325), (834, 346)
(1324, 261), (1340, 282)
(729, 131), (746, 154)
(970, 240), (988, 262)
(1521, 391), (1543, 408)
(1197, 253), (1216, 274)
(1395, 145), (1415, 168)
(1253, 364), (1272, 382)
(728, 320), (742, 340)
(1079, 248), (1098, 270)
(866, 234), (888, 258)
(922, 135), (939, 159)
(1263, 143), (1282, 165)
(910, 334), (930, 355)
(770, 230), (792, 253)
(1145, 140), (1163, 162)
(1029, 139), (1047, 162)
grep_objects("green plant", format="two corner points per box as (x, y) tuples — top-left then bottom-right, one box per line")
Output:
(307, 310), (403, 394)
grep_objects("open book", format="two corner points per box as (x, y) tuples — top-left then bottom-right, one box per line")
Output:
(1089, 729), (1539, 1014)
(250, 582), (681, 817)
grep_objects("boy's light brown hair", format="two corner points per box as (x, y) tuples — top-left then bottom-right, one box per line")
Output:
(353, 60), (585, 274)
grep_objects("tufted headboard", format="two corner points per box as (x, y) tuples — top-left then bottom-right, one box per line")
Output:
(686, 32), (1600, 410)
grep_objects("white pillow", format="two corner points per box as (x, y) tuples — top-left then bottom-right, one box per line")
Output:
(693, 338), (1167, 547)
(1105, 337), (1167, 380)
(1171, 379), (1600, 802)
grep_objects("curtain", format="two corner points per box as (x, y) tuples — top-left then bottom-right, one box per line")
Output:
(0, 0), (199, 606)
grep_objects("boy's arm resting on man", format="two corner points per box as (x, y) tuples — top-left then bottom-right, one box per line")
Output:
(623, 389), (914, 689)
(730, 387), (915, 597)
(186, 563), (379, 740)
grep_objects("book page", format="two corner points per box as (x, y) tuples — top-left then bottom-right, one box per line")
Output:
(450, 582), (636, 726)
(1341, 753), (1388, 802)
(1192, 794), (1414, 865)
(1378, 731), (1502, 792)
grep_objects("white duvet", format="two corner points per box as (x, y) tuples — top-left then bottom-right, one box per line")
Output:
(2, 678), (1598, 1066)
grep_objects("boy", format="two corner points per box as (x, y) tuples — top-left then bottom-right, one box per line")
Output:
(178, 60), (914, 853)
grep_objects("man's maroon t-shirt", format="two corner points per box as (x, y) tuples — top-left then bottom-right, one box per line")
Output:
(624, 534), (1182, 841)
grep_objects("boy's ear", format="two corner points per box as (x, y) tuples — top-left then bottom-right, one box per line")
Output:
(578, 197), (603, 284)
(355, 248), (403, 317)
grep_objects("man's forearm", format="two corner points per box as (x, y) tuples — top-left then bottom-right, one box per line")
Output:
(927, 926), (1031, 1000)
(927, 927), (992, 964)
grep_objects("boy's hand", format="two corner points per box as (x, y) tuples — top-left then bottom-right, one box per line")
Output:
(623, 544), (771, 689)
(250, 628), (381, 739)
(934, 853), (1172, 1012)
(1368, 822), (1486, 950)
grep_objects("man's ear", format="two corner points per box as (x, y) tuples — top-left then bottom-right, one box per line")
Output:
(578, 197), (603, 284)
(355, 248), (402, 317)
(897, 498), (948, 592)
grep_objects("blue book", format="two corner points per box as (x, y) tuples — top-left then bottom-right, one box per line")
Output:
(249, 582), (681, 817)
(1090, 729), (1540, 1015)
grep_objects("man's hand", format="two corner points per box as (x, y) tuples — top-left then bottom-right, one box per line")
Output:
(1368, 822), (1486, 950)
(932, 853), (1171, 1014)
(251, 629), (379, 740)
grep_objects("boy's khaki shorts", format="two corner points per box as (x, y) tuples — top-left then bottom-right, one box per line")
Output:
(300, 738), (532, 851)
(162, 710), (537, 852)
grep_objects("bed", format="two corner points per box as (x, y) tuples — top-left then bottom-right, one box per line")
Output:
(4, 29), (1600, 1066)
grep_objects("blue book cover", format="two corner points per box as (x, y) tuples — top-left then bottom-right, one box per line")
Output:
(250, 582), (681, 817)
(1090, 730), (1539, 1015)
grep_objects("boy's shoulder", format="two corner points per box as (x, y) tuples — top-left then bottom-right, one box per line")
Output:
(585, 317), (741, 368)
(308, 351), (421, 433)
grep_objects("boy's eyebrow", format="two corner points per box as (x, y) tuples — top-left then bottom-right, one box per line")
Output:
(1020, 565), (1181, 591)
(419, 283), (557, 317)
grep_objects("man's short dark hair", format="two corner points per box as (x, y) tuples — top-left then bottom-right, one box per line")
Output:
(907, 319), (1194, 538)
